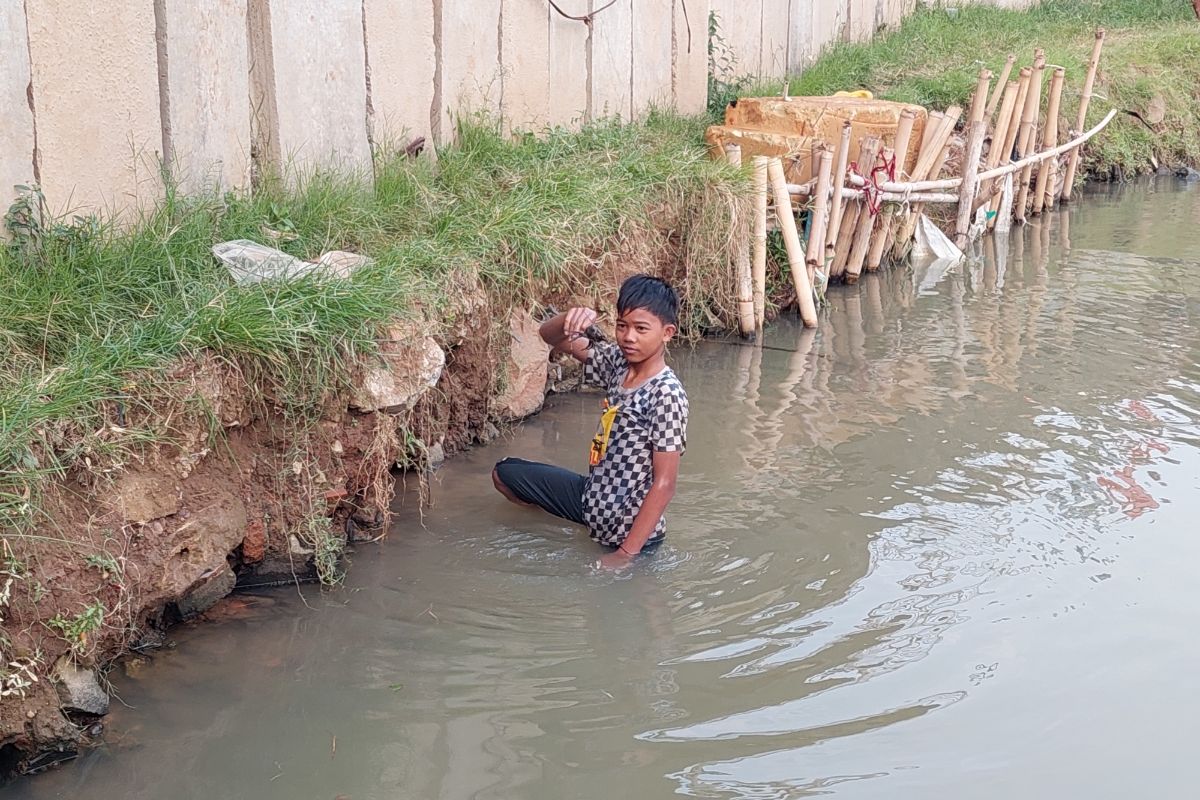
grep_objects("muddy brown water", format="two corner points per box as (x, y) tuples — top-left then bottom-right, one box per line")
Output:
(14, 180), (1200, 799)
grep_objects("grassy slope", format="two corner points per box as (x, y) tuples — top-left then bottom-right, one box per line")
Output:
(0, 114), (737, 530)
(726, 0), (1200, 176)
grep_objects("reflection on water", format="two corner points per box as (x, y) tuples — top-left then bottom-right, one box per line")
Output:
(16, 179), (1200, 800)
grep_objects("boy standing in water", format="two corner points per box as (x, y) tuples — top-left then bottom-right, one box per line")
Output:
(492, 275), (689, 569)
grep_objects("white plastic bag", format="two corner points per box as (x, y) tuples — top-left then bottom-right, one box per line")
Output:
(211, 240), (318, 285)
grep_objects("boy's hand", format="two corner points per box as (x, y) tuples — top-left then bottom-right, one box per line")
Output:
(594, 549), (635, 572)
(563, 307), (599, 341)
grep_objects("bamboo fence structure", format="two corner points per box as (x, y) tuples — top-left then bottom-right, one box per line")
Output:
(728, 33), (1110, 339)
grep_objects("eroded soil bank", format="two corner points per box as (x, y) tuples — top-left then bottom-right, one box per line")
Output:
(0, 234), (740, 776)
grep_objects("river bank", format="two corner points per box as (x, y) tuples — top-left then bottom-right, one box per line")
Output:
(0, 114), (745, 772)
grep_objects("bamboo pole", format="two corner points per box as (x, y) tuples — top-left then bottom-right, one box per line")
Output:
(985, 54), (1017, 121)
(921, 111), (946, 156)
(892, 109), (918, 182)
(1032, 68), (1065, 216)
(830, 202), (858, 278)
(864, 147), (895, 272)
(968, 68), (994, 126)
(988, 82), (1020, 169)
(976, 81), (1020, 214)
(989, 66), (1032, 229)
(1014, 51), (1046, 223)
(766, 158), (819, 327)
(987, 79), (1015, 150)
(1062, 29), (1106, 203)
(912, 106), (962, 183)
(893, 106), (962, 252)
(830, 135), (868, 278)
(844, 136), (881, 284)
(955, 120), (987, 248)
(866, 109), (917, 271)
(751, 157), (769, 334)
(806, 148), (834, 288)
(724, 144), (756, 338)
(825, 122), (853, 254)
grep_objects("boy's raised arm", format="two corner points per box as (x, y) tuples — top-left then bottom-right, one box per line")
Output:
(539, 307), (598, 363)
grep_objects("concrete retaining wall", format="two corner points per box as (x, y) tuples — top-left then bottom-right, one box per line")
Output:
(25, 0), (163, 216)
(5, 0), (1037, 219)
(158, 0), (252, 195)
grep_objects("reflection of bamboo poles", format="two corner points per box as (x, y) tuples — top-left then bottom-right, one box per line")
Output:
(767, 157), (819, 327)
(1032, 68), (1065, 216)
(724, 144), (756, 338)
(752, 157), (769, 335)
(1062, 29), (1106, 203)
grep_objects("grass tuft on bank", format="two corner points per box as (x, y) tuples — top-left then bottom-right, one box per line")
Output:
(719, 0), (1200, 177)
(0, 112), (740, 531)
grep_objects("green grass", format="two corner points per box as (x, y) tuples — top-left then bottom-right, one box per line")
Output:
(0, 112), (739, 532)
(726, 0), (1200, 176)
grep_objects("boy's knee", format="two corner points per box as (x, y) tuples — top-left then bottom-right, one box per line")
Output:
(492, 461), (513, 493)
(492, 461), (529, 506)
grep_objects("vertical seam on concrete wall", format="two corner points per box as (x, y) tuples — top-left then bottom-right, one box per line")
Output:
(498, 0), (505, 121)
(546, 1), (553, 123)
(431, 0), (443, 143)
(784, 0), (791, 76)
(247, 0), (281, 187)
(22, 0), (39, 185)
(757, 0), (763, 78)
(629, 0), (635, 119)
(362, 0), (376, 161)
(670, 0), (678, 105)
(585, 0), (594, 122)
(153, 0), (172, 183)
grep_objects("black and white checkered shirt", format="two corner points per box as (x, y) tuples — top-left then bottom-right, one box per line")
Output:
(581, 341), (688, 546)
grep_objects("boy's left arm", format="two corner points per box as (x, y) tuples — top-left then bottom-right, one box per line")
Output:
(599, 450), (680, 568)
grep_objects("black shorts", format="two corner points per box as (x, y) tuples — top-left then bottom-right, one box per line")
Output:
(494, 457), (587, 525)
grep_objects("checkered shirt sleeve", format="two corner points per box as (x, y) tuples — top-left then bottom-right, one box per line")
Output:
(583, 341), (624, 390)
(650, 381), (688, 453)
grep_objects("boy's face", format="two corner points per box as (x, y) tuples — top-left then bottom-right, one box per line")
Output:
(615, 307), (676, 364)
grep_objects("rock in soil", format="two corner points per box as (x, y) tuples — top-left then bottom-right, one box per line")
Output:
(51, 660), (109, 716)
(351, 324), (446, 413)
(492, 309), (552, 421)
(114, 470), (181, 524)
(176, 565), (236, 619)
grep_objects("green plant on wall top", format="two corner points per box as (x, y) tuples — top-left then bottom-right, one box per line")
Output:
(707, 11), (752, 117)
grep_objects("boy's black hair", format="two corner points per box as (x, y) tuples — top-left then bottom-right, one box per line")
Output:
(617, 274), (678, 327)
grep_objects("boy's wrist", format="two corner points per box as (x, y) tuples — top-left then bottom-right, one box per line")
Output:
(618, 543), (639, 556)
